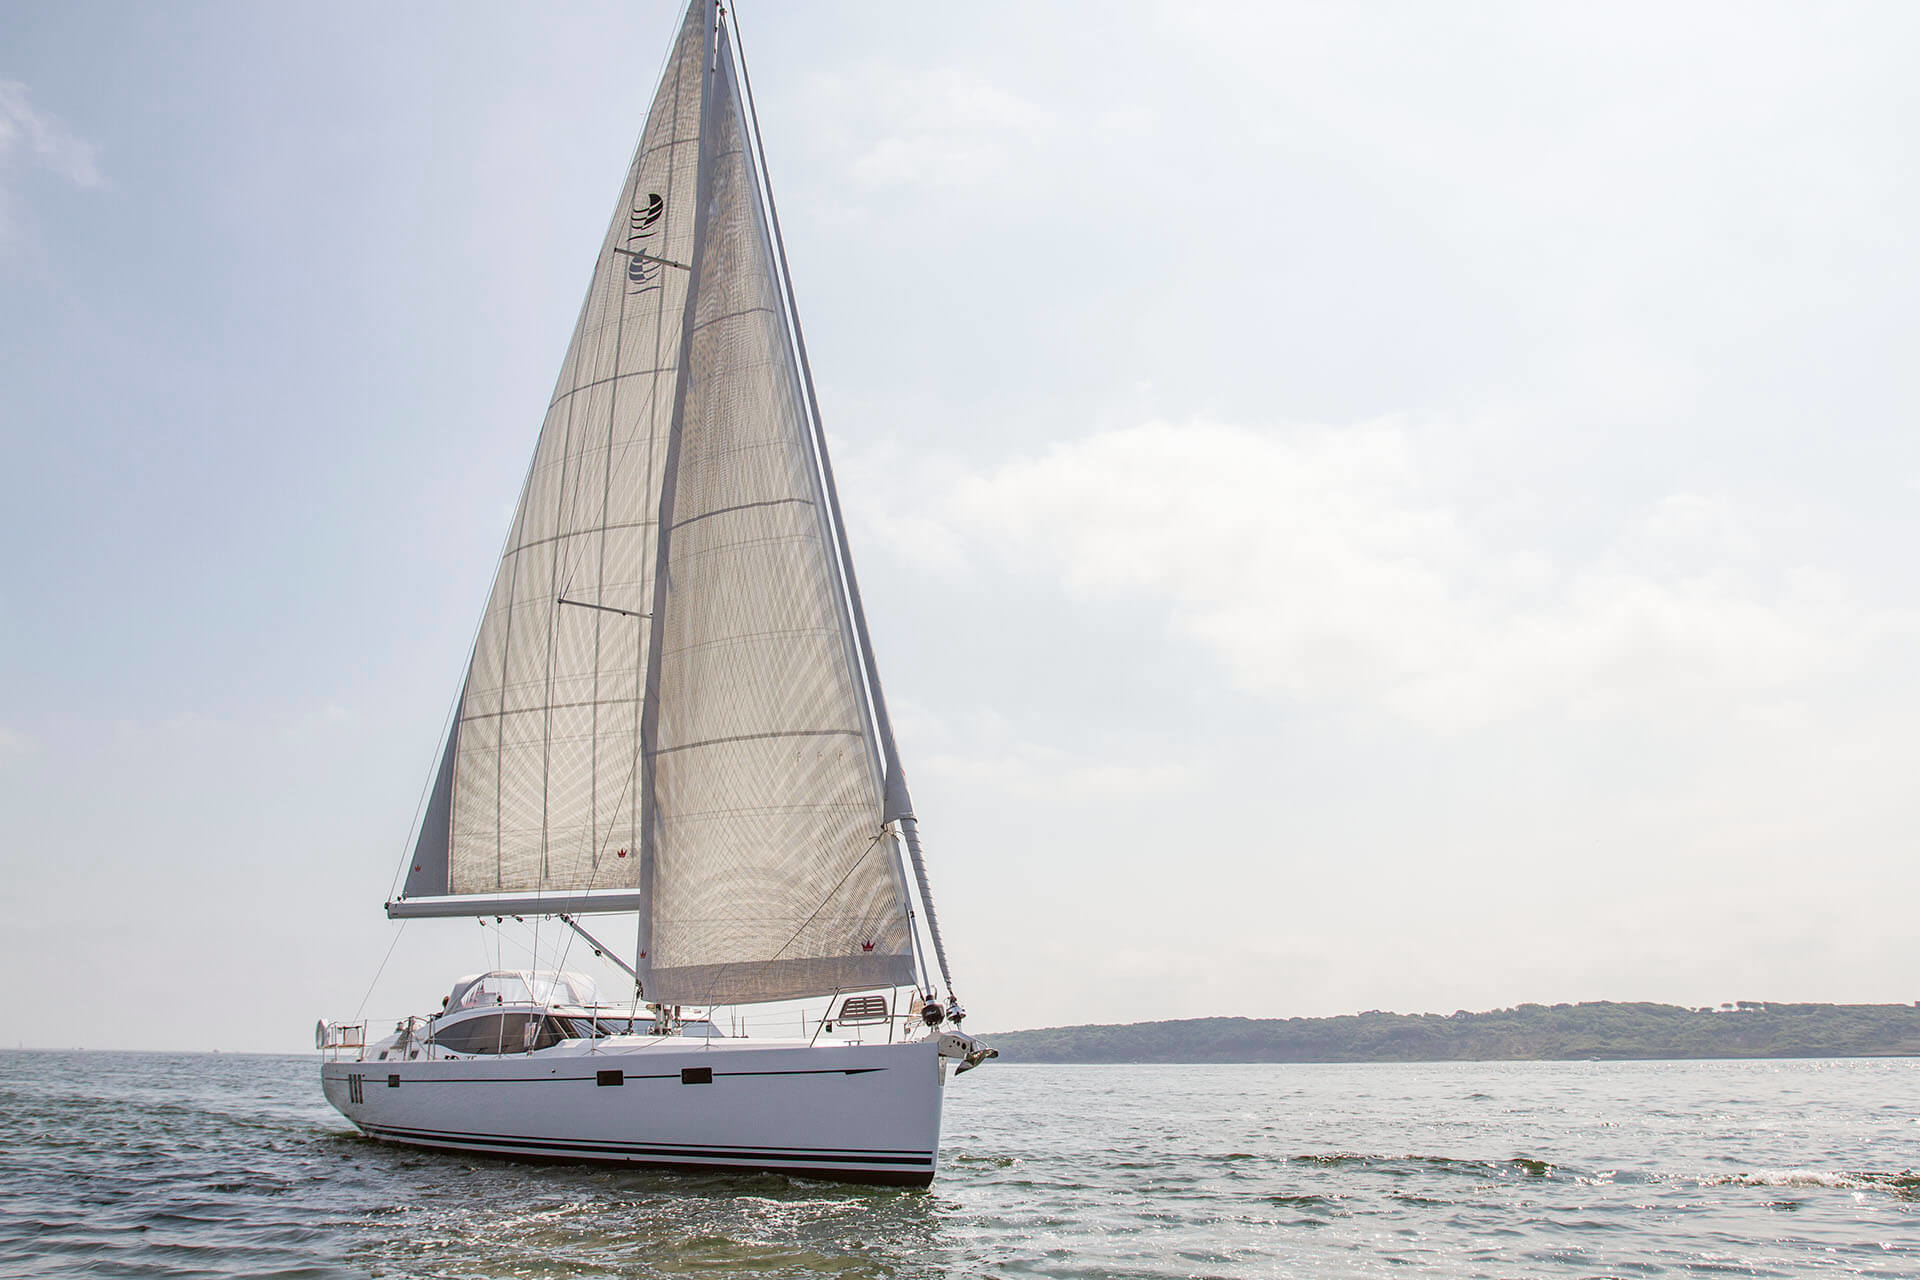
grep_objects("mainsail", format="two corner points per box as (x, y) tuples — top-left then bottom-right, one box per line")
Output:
(391, 0), (918, 1006)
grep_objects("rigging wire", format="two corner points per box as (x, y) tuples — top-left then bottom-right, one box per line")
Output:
(706, 827), (890, 1011)
(352, 919), (409, 1024)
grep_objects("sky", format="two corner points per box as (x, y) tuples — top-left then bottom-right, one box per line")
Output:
(2, 1), (1917, 1053)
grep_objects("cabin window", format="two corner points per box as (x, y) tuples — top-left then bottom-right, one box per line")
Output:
(572, 1016), (652, 1038)
(429, 1013), (567, 1056)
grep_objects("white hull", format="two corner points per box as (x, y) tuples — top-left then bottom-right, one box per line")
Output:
(321, 1036), (947, 1186)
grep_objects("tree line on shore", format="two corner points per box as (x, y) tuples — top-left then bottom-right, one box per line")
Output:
(984, 1001), (1920, 1063)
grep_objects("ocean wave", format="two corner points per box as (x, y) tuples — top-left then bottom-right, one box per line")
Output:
(1705, 1169), (1920, 1199)
(1287, 1152), (1562, 1179)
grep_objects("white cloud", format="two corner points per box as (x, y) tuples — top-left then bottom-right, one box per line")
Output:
(890, 699), (1193, 804)
(0, 79), (104, 247)
(929, 736), (1193, 804)
(283, 702), (357, 745)
(882, 419), (1886, 730)
(0, 725), (34, 758)
(0, 80), (102, 187)
(813, 67), (1054, 188)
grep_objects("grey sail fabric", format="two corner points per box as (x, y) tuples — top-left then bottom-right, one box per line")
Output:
(399, 707), (460, 898)
(639, 32), (914, 1006)
(436, 1), (709, 902)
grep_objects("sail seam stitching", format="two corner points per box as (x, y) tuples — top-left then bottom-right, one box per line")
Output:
(689, 303), (779, 332)
(547, 365), (676, 409)
(653, 729), (860, 757)
(498, 521), (658, 560)
(668, 496), (812, 531)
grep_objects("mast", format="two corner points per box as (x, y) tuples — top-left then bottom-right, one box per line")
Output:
(637, 0), (721, 994)
(728, 7), (956, 999)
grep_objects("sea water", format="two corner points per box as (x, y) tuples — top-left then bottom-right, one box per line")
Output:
(1, 1051), (1914, 1278)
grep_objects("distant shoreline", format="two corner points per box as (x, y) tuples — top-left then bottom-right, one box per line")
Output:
(7, 999), (1920, 1060)
(981, 1001), (1920, 1064)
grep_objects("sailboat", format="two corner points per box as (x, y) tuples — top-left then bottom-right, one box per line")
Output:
(318, 0), (993, 1187)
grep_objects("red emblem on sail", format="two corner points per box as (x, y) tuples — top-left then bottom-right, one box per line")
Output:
(861, 941), (875, 951)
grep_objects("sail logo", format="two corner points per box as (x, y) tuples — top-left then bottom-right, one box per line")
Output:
(627, 192), (665, 294)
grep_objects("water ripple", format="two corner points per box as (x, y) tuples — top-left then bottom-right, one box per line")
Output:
(1, 1053), (1917, 1278)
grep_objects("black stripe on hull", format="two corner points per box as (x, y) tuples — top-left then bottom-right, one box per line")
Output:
(320, 1066), (884, 1085)
(356, 1123), (937, 1188)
